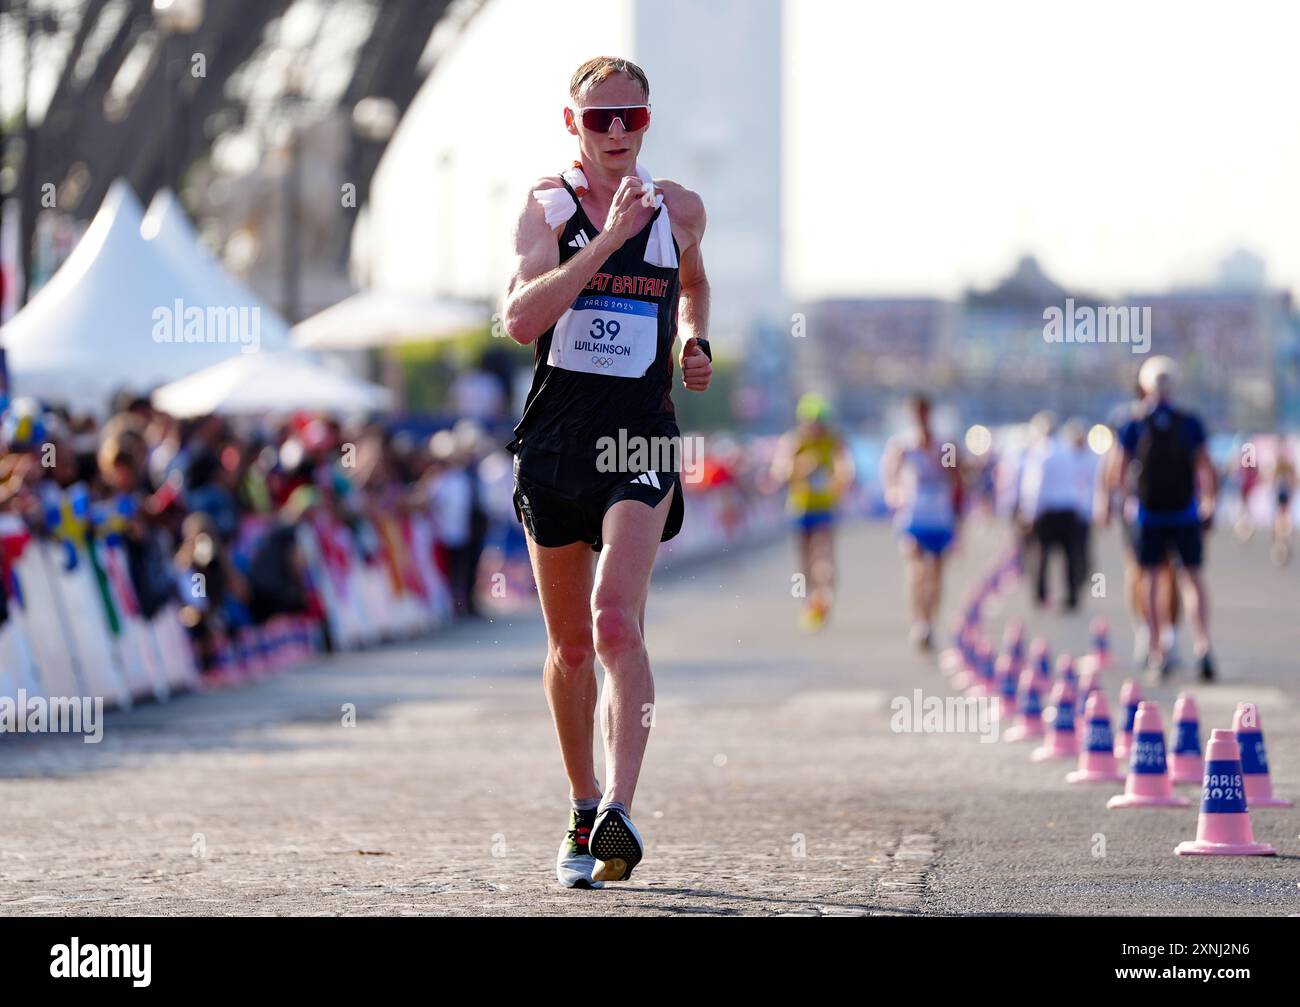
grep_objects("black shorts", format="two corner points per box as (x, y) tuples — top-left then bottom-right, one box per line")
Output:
(512, 443), (684, 552)
(1135, 521), (1203, 570)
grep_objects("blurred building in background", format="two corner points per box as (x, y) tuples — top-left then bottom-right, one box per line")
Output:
(801, 254), (1300, 432)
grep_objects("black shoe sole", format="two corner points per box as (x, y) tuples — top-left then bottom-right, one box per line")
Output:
(590, 814), (642, 882)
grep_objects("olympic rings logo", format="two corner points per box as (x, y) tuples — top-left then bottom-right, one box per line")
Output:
(592, 355), (614, 368)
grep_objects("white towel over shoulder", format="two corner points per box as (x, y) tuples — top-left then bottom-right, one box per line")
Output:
(531, 164), (678, 268)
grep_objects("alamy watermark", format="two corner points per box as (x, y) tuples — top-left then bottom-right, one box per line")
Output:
(151, 299), (261, 353)
(890, 688), (1000, 743)
(1043, 297), (1150, 354)
(0, 691), (103, 743)
(595, 430), (705, 484)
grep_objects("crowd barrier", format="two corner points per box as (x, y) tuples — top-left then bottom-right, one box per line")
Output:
(297, 511), (453, 651)
(0, 534), (197, 708)
(2, 479), (778, 712)
(0, 502), (457, 711)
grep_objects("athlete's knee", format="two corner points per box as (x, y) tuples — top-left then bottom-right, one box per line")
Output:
(592, 604), (643, 667)
(549, 635), (596, 676)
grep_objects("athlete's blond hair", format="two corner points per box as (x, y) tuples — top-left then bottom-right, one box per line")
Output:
(569, 57), (650, 101)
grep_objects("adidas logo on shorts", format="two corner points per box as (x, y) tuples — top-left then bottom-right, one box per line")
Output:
(629, 472), (661, 489)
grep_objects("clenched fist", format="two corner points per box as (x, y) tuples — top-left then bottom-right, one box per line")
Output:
(679, 336), (712, 392)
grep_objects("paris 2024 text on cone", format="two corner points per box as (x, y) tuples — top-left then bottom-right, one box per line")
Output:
(1175, 729), (1276, 856)
(1107, 701), (1190, 809)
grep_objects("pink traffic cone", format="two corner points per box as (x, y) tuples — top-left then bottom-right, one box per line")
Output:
(1003, 667), (1046, 742)
(1168, 692), (1204, 785)
(939, 622), (969, 674)
(1055, 654), (1077, 688)
(1175, 729), (1276, 856)
(952, 638), (988, 691)
(1233, 703), (1292, 808)
(1115, 679), (1143, 761)
(965, 642), (997, 698)
(1033, 678), (1079, 761)
(1107, 702), (1190, 808)
(1075, 663), (1102, 733)
(1001, 619), (1025, 661)
(1089, 617), (1113, 668)
(1029, 638), (1051, 685)
(995, 654), (1020, 720)
(1067, 690), (1123, 783)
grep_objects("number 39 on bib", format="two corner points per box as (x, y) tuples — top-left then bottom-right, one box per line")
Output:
(548, 294), (659, 378)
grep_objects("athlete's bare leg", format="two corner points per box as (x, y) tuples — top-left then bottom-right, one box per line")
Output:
(925, 552), (945, 624)
(526, 535), (601, 801)
(795, 528), (814, 600)
(1143, 567), (1162, 661)
(592, 489), (674, 812)
(809, 526), (836, 609)
(1159, 563), (1181, 627)
(1178, 567), (1211, 656)
(901, 539), (925, 625)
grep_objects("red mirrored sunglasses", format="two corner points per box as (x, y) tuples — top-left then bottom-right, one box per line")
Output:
(575, 105), (651, 133)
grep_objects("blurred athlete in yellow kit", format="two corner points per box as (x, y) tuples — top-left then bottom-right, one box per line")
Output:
(771, 394), (855, 630)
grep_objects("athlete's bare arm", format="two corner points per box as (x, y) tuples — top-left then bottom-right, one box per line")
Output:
(502, 175), (657, 345)
(659, 180), (711, 392)
(880, 439), (904, 509)
(1097, 444), (1128, 525)
(832, 440), (856, 496)
(770, 434), (795, 487)
(1195, 445), (1219, 521)
(1094, 446), (1116, 524)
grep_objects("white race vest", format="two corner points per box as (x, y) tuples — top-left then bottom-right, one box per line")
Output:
(548, 294), (659, 378)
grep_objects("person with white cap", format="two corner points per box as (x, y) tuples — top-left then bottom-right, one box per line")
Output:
(1101, 356), (1218, 682)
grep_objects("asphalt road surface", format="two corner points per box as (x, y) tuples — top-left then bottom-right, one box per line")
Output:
(3, 517), (1298, 916)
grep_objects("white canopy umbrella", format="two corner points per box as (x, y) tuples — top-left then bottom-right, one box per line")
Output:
(150, 350), (394, 418)
(1, 179), (288, 408)
(291, 289), (486, 350)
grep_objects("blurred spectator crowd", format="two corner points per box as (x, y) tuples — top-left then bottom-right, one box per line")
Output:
(0, 393), (514, 677)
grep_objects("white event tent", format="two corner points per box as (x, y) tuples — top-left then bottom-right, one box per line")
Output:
(1, 180), (289, 409)
(150, 350), (393, 418)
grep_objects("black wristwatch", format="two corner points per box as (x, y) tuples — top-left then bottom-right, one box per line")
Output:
(695, 338), (712, 361)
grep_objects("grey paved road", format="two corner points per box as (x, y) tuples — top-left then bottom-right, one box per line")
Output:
(2, 519), (1298, 916)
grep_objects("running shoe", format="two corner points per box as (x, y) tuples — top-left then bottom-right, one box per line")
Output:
(1132, 624), (1150, 671)
(800, 603), (827, 633)
(556, 807), (603, 890)
(589, 805), (644, 882)
(1145, 651), (1173, 686)
(1198, 652), (1216, 683)
(909, 621), (933, 653)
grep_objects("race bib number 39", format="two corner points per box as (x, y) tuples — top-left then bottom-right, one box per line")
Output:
(549, 295), (658, 378)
